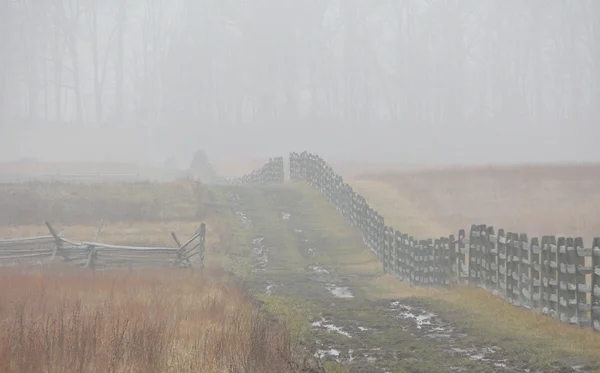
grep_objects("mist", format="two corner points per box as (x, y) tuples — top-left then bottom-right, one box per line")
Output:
(1, 0), (598, 169)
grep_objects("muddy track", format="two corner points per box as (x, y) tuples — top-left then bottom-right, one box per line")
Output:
(225, 186), (587, 373)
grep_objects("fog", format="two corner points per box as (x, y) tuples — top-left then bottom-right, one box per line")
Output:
(1, 0), (598, 169)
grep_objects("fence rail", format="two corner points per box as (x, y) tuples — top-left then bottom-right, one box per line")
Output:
(289, 151), (600, 332)
(0, 221), (206, 270)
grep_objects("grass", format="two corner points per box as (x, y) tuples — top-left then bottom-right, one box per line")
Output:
(348, 179), (447, 239)
(0, 180), (207, 226)
(255, 295), (316, 341)
(0, 268), (296, 373)
(0, 181), (249, 272)
(357, 165), (600, 243)
(431, 287), (600, 368)
(279, 183), (382, 274)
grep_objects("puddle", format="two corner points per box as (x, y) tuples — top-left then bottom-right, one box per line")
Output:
(327, 285), (354, 299)
(251, 236), (268, 273)
(235, 211), (251, 226)
(365, 355), (377, 363)
(309, 265), (330, 274)
(449, 346), (509, 366)
(312, 318), (352, 338)
(315, 348), (340, 360)
(392, 303), (435, 329)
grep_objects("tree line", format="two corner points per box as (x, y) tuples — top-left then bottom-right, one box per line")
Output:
(1, 0), (597, 132)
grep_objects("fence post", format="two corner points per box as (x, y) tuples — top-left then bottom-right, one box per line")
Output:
(549, 236), (559, 319)
(479, 225), (488, 286)
(425, 238), (433, 285)
(448, 234), (457, 285)
(519, 233), (529, 309)
(479, 225), (489, 287)
(401, 233), (409, 282)
(433, 239), (441, 286)
(383, 226), (391, 274)
(506, 232), (515, 304)
(468, 225), (477, 284)
(530, 237), (541, 311)
(574, 237), (589, 327)
(393, 230), (401, 279)
(557, 237), (569, 322)
(497, 229), (507, 299)
(409, 236), (416, 284)
(486, 226), (496, 290)
(541, 236), (550, 314)
(592, 237), (600, 331)
(458, 229), (467, 284)
(565, 238), (579, 324)
(45, 221), (63, 261)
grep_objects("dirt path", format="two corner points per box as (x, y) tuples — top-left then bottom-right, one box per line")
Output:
(222, 185), (587, 373)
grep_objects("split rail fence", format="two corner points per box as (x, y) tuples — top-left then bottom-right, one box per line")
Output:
(232, 157), (285, 186)
(286, 151), (600, 332)
(0, 221), (206, 270)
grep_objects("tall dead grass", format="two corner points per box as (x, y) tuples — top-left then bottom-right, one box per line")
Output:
(0, 268), (295, 373)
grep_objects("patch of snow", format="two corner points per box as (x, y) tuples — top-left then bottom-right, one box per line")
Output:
(327, 285), (354, 299)
(282, 212), (291, 220)
(266, 282), (275, 296)
(398, 309), (435, 329)
(235, 211), (251, 226)
(312, 318), (352, 338)
(251, 236), (268, 273)
(469, 354), (486, 361)
(315, 349), (340, 359)
(309, 265), (329, 274)
(365, 356), (377, 363)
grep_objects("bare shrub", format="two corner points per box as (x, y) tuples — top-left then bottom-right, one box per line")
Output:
(0, 268), (294, 373)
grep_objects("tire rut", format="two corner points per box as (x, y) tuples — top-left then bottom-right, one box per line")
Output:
(227, 186), (589, 373)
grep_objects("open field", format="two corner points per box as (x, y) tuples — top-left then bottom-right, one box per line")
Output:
(354, 163), (600, 242)
(0, 180), (209, 225)
(3, 161), (600, 372)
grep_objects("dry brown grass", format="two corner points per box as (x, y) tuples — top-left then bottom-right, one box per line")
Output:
(358, 163), (600, 242)
(0, 220), (223, 247)
(0, 268), (295, 373)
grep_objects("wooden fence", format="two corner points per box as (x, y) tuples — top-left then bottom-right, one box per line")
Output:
(0, 221), (206, 270)
(232, 156), (285, 186)
(289, 151), (600, 332)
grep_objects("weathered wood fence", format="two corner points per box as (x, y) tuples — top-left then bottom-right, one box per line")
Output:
(0, 221), (206, 270)
(232, 157), (285, 186)
(289, 151), (600, 332)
